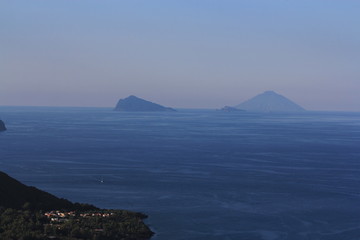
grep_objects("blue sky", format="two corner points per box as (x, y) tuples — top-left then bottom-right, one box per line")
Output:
(1, 0), (359, 110)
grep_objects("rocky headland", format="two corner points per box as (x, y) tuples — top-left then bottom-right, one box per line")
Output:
(0, 120), (6, 131)
(0, 171), (154, 240)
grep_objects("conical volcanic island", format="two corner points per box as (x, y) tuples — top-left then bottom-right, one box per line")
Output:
(235, 91), (305, 112)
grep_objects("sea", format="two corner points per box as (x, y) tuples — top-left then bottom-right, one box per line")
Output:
(1, 106), (360, 240)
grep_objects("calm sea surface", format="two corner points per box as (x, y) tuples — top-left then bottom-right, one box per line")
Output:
(1, 107), (360, 240)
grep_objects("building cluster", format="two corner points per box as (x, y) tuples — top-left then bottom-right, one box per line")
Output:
(80, 212), (115, 218)
(44, 211), (75, 222)
(44, 211), (115, 222)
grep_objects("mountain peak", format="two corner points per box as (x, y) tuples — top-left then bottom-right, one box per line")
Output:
(235, 91), (305, 112)
(263, 90), (277, 95)
(127, 95), (138, 99)
(114, 95), (176, 112)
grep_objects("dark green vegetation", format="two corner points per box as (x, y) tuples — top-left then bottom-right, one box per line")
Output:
(0, 171), (154, 240)
(0, 209), (153, 240)
(0, 120), (6, 131)
(114, 95), (176, 112)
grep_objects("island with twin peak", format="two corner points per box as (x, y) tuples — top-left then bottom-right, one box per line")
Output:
(0, 171), (154, 240)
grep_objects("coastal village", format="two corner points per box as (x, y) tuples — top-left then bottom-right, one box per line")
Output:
(44, 210), (115, 223)
(38, 209), (154, 239)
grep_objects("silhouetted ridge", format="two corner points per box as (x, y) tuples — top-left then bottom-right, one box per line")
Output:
(0, 171), (95, 211)
(114, 95), (176, 112)
(235, 91), (305, 112)
(0, 120), (6, 131)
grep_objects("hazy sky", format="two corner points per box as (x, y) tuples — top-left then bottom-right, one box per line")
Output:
(1, 0), (359, 111)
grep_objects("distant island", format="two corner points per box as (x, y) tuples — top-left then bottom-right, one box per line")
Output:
(0, 120), (6, 131)
(114, 95), (176, 112)
(233, 91), (305, 112)
(0, 171), (154, 240)
(218, 106), (246, 112)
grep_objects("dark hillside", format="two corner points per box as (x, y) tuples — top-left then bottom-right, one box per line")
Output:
(0, 172), (154, 239)
(0, 171), (95, 211)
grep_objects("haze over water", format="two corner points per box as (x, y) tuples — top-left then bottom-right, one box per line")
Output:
(1, 1), (360, 111)
(1, 107), (360, 240)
